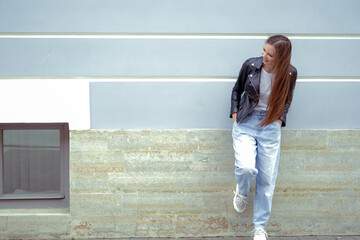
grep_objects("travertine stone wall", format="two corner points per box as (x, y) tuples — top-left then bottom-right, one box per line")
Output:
(0, 130), (359, 239)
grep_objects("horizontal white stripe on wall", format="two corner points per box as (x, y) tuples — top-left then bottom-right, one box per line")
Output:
(1, 33), (360, 40)
(1, 77), (359, 83)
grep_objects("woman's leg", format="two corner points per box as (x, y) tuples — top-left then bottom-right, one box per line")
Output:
(253, 120), (282, 229)
(232, 118), (258, 197)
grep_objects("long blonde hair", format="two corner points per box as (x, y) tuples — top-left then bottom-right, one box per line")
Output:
(260, 35), (294, 126)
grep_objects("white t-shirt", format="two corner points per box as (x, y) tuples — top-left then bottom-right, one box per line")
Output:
(254, 68), (275, 111)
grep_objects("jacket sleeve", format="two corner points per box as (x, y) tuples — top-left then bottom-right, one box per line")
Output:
(279, 67), (298, 126)
(230, 59), (249, 118)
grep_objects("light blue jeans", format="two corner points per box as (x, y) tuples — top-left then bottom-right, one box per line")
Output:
(232, 110), (281, 229)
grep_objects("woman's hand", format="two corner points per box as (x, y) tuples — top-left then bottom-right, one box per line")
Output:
(232, 113), (237, 123)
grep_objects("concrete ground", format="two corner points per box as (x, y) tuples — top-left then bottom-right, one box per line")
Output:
(176, 237), (360, 240)
(88, 236), (360, 240)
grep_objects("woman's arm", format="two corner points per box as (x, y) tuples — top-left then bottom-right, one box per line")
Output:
(230, 59), (249, 118)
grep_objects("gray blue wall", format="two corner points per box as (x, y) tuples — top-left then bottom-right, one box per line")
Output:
(0, 0), (359, 130)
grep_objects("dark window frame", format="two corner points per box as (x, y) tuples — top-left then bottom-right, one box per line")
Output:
(0, 123), (69, 208)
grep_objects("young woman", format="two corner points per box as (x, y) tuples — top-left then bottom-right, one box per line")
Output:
(230, 35), (297, 240)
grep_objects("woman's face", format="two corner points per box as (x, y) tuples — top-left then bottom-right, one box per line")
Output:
(262, 43), (276, 71)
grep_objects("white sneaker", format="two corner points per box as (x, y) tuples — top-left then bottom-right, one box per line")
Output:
(253, 227), (268, 240)
(232, 184), (247, 213)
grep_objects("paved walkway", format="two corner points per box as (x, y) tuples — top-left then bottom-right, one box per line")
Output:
(177, 237), (360, 240)
(91, 236), (360, 240)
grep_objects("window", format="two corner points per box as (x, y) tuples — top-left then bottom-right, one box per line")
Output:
(0, 123), (69, 208)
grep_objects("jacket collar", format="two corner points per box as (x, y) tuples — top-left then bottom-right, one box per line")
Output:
(252, 57), (263, 69)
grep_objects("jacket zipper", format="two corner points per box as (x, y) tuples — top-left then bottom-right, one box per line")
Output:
(249, 76), (259, 96)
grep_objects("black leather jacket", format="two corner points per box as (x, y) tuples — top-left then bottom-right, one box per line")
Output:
(230, 56), (297, 127)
